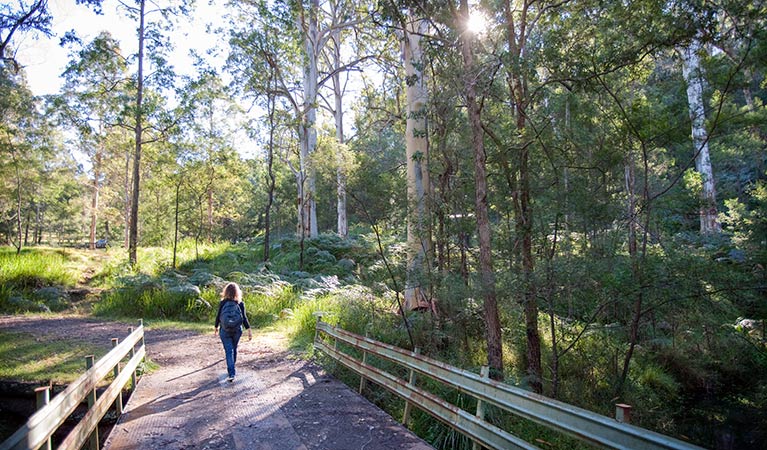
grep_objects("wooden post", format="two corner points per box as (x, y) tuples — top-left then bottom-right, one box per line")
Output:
(472, 366), (490, 450)
(35, 386), (52, 450)
(138, 319), (145, 350)
(402, 347), (420, 426)
(359, 332), (369, 394)
(111, 338), (123, 415)
(128, 326), (137, 390)
(85, 355), (99, 450)
(615, 403), (632, 424)
(313, 312), (325, 343)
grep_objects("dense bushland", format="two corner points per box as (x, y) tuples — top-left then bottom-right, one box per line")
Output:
(2, 231), (763, 448)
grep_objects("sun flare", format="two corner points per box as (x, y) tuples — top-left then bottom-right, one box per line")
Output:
(466, 11), (488, 34)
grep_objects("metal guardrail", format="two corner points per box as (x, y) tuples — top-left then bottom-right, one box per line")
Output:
(1, 320), (146, 450)
(314, 320), (704, 450)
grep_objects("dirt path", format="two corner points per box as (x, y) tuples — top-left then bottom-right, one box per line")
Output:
(0, 315), (433, 450)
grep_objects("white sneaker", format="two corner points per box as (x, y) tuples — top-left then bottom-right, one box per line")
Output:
(227, 376), (234, 382)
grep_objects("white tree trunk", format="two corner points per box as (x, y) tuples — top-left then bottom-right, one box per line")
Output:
(332, 27), (348, 238)
(681, 38), (720, 234)
(299, 0), (320, 239)
(403, 14), (431, 311)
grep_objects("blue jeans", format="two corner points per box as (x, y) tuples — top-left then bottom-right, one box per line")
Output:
(219, 327), (242, 378)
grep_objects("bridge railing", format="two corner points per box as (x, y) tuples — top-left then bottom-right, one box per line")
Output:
(1, 320), (146, 450)
(314, 319), (703, 450)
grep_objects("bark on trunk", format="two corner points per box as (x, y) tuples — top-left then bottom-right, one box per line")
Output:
(264, 75), (276, 262)
(402, 13), (432, 312)
(89, 149), (102, 250)
(23, 207), (30, 247)
(298, 0), (319, 239)
(460, 0), (504, 380)
(124, 147), (131, 249)
(207, 188), (213, 242)
(11, 150), (22, 254)
(128, 0), (146, 266)
(331, 27), (348, 238)
(173, 181), (180, 268)
(34, 201), (41, 244)
(681, 37), (720, 235)
(504, 0), (542, 393)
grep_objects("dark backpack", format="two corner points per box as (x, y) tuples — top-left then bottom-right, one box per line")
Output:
(220, 300), (243, 332)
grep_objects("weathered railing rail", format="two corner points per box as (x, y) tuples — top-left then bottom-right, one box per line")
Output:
(314, 320), (703, 450)
(1, 320), (146, 450)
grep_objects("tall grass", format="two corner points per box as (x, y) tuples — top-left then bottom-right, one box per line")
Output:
(0, 247), (78, 288)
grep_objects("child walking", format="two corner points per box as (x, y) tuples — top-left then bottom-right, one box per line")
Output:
(214, 282), (252, 381)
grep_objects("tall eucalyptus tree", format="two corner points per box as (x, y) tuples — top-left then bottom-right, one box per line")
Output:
(118, 0), (191, 265)
(456, 0), (504, 379)
(680, 35), (720, 234)
(500, 0), (544, 394)
(401, 10), (433, 312)
(230, 0), (376, 240)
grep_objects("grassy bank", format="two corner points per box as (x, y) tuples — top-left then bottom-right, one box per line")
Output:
(0, 331), (107, 384)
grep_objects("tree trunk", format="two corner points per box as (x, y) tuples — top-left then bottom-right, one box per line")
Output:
(435, 118), (451, 273)
(331, 27), (348, 238)
(207, 187), (213, 242)
(504, 0), (542, 393)
(459, 232), (469, 285)
(128, 0), (146, 266)
(264, 75), (276, 262)
(460, 0), (504, 380)
(124, 147), (131, 249)
(681, 37), (720, 235)
(89, 149), (102, 250)
(11, 149), (22, 254)
(402, 12), (432, 312)
(173, 181), (180, 268)
(298, 0), (319, 239)
(34, 201), (41, 244)
(23, 207), (30, 247)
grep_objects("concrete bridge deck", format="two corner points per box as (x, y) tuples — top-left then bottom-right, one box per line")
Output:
(103, 330), (432, 450)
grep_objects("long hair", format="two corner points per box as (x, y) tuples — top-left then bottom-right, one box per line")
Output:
(221, 282), (242, 303)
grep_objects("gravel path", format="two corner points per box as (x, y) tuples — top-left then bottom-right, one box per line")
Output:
(0, 315), (433, 450)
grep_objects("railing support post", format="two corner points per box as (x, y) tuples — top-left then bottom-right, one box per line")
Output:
(85, 355), (99, 450)
(472, 366), (490, 450)
(111, 338), (123, 415)
(402, 347), (420, 426)
(615, 403), (632, 424)
(128, 326), (137, 391)
(35, 386), (51, 450)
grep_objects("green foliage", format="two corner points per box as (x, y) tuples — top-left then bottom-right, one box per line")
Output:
(722, 179), (767, 265)
(0, 247), (80, 313)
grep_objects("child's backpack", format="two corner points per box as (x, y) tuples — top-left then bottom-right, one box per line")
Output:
(220, 300), (243, 332)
